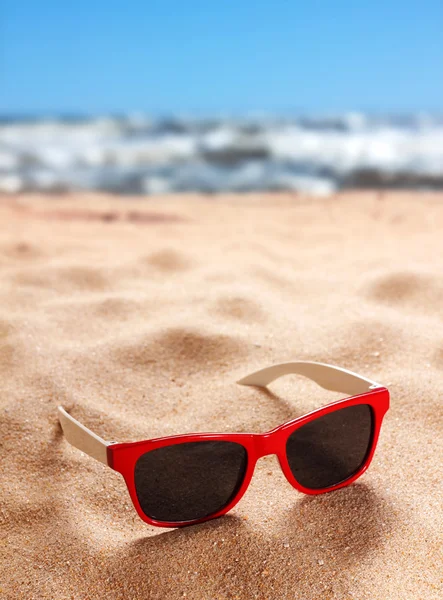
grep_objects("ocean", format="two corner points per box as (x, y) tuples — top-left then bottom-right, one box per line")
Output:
(1, 113), (442, 195)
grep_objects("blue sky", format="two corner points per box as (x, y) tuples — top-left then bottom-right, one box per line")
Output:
(1, 1), (442, 115)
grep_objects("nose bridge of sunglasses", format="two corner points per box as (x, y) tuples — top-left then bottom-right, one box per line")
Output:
(252, 431), (282, 458)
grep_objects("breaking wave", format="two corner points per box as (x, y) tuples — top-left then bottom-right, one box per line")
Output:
(1, 113), (442, 195)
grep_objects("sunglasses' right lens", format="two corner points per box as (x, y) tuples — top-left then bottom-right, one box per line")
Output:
(134, 440), (247, 523)
(286, 404), (373, 490)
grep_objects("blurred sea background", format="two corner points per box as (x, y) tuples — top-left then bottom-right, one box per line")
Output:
(1, 1), (441, 197)
(1, 113), (443, 195)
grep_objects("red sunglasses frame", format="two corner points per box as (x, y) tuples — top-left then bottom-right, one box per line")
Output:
(58, 361), (389, 528)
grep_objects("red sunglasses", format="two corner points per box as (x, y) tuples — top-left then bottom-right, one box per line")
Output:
(58, 361), (389, 528)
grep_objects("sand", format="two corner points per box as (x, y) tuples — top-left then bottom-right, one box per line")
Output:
(0, 191), (442, 599)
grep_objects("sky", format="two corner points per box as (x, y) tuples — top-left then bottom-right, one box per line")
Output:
(1, 0), (442, 115)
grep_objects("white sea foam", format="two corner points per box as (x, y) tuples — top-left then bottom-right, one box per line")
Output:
(0, 114), (442, 194)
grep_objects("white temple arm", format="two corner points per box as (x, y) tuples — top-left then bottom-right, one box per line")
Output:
(237, 361), (382, 396)
(58, 406), (110, 465)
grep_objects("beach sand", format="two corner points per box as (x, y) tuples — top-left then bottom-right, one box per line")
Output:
(1, 191), (442, 599)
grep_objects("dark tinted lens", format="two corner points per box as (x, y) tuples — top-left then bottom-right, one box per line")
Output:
(134, 441), (247, 522)
(286, 404), (373, 490)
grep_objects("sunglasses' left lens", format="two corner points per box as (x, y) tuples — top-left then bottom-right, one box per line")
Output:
(134, 440), (247, 523)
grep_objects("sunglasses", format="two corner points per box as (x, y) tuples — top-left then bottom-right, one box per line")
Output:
(58, 361), (389, 527)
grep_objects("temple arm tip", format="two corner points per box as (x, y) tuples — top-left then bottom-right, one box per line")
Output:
(237, 380), (261, 387)
(236, 372), (270, 388)
(57, 405), (110, 465)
